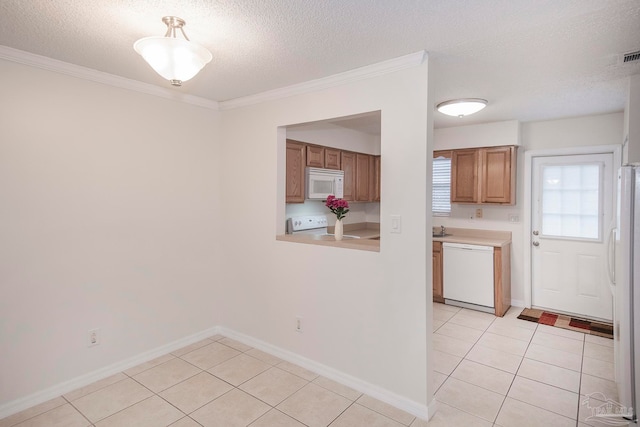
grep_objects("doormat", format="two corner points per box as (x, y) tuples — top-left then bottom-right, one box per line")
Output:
(517, 308), (613, 339)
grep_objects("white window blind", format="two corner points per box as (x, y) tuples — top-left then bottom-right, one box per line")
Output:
(432, 157), (451, 216)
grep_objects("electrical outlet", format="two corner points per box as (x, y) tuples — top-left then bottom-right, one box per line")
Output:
(88, 328), (100, 347)
(475, 208), (483, 218)
(295, 317), (303, 333)
(508, 214), (520, 223)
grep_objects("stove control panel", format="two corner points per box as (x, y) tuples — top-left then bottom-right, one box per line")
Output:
(287, 215), (328, 233)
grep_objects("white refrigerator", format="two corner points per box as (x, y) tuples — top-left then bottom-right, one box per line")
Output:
(612, 164), (640, 423)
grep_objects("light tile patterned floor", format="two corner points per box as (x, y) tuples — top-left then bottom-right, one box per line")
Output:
(430, 303), (624, 427)
(1, 304), (623, 427)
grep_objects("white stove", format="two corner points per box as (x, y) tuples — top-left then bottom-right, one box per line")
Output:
(286, 215), (329, 235)
(286, 215), (359, 238)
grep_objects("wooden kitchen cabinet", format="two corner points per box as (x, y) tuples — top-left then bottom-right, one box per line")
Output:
(433, 241), (444, 303)
(286, 140), (306, 203)
(324, 148), (341, 170)
(341, 151), (356, 201)
(355, 153), (371, 201)
(373, 155), (381, 202)
(306, 145), (325, 168)
(451, 146), (516, 205)
(481, 146), (516, 204)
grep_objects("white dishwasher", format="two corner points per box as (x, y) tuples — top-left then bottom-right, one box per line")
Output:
(443, 242), (494, 312)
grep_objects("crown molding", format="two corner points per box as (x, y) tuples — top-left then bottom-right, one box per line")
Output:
(0, 45), (219, 110)
(219, 50), (427, 110)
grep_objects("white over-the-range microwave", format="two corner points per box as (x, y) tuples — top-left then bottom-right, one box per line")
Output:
(306, 167), (344, 200)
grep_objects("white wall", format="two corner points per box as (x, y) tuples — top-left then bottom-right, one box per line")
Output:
(286, 122), (380, 155)
(624, 74), (640, 164)
(434, 113), (623, 305)
(219, 61), (432, 411)
(0, 60), (223, 404)
(434, 120), (520, 150)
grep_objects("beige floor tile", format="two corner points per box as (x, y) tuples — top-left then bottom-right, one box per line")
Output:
(493, 312), (539, 330)
(486, 321), (536, 341)
(208, 334), (224, 341)
(583, 342), (614, 363)
(584, 334), (613, 348)
(531, 331), (584, 355)
(432, 333), (474, 357)
(432, 320), (445, 332)
(435, 322), (483, 343)
(133, 357), (201, 393)
(218, 337), (252, 352)
(495, 397), (576, 427)
(245, 348), (283, 365)
(190, 389), (270, 427)
(179, 342), (241, 370)
(435, 377), (504, 423)
(169, 417), (202, 427)
(10, 404), (89, 427)
(356, 394), (415, 425)
(124, 353), (176, 376)
(433, 302), (461, 313)
(94, 395), (183, 427)
(476, 332), (529, 356)
(277, 361), (318, 381)
(329, 403), (405, 427)
(433, 308), (456, 323)
(431, 371), (448, 394)
(536, 324), (586, 341)
(578, 394), (632, 427)
(171, 339), (214, 357)
(63, 373), (128, 402)
(580, 374), (618, 401)
(0, 397), (67, 427)
(525, 343), (582, 371)
(277, 383), (352, 427)
(313, 376), (362, 401)
(516, 358), (580, 392)
(465, 345), (523, 374)
(208, 353), (271, 386)
(159, 372), (233, 414)
(416, 401), (492, 427)
(507, 376), (578, 419)
(71, 377), (153, 423)
(447, 313), (494, 331)
(450, 359), (514, 395)
(460, 308), (497, 319)
(582, 356), (614, 381)
(432, 349), (462, 375)
(239, 367), (308, 406)
(250, 409), (306, 427)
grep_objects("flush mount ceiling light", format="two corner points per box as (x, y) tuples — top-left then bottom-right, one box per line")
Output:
(436, 98), (488, 118)
(134, 16), (212, 87)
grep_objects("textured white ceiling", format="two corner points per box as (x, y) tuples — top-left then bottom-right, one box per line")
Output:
(0, 0), (638, 128)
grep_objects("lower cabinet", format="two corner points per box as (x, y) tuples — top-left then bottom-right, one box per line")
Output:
(432, 242), (444, 303)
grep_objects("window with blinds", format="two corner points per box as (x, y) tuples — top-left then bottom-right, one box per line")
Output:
(432, 155), (451, 216)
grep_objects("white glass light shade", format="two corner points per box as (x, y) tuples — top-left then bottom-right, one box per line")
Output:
(436, 99), (488, 117)
(134, 37), (212, 86)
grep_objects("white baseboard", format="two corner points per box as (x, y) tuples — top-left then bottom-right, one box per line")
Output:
(1, 325), (431, 422)
(0, 326), (220, 420)
(218, 326), (430, 421)
(511, 299), (526, 308)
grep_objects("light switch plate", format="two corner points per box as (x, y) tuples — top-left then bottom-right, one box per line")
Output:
(390, 215), (401, 233)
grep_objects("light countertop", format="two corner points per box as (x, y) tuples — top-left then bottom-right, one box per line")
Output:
(432, 227), (511, 247)
(277, 222), (380, 252)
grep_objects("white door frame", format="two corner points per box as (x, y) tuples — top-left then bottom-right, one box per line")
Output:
(523, 144), (621, 308)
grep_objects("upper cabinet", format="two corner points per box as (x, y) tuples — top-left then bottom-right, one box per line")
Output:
(306, 145), (325, 168)
(355, 153), (372, 202)
(451, 146), (517, 205)
(341, 151), (357, 201)
(324, 148), (341, 170)
(286, 140), (306, 203)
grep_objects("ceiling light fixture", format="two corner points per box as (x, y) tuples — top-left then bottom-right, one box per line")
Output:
(134, 16), (212, 87)
(436, 98), (488, 118)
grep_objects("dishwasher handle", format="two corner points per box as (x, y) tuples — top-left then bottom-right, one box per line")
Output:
(443, 242), (494, 252)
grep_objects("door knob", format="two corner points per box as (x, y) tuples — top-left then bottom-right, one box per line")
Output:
(532, 241), (540, 247)
(532, 230), (539, 236)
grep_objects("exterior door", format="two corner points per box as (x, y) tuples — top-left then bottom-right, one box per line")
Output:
(531, 153), (614, 321)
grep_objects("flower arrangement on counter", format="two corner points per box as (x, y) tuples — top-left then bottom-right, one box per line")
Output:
(325, 195), (349, 220)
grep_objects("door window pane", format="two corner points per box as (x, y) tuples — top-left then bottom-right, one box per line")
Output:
(541, 163), (601, 239)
